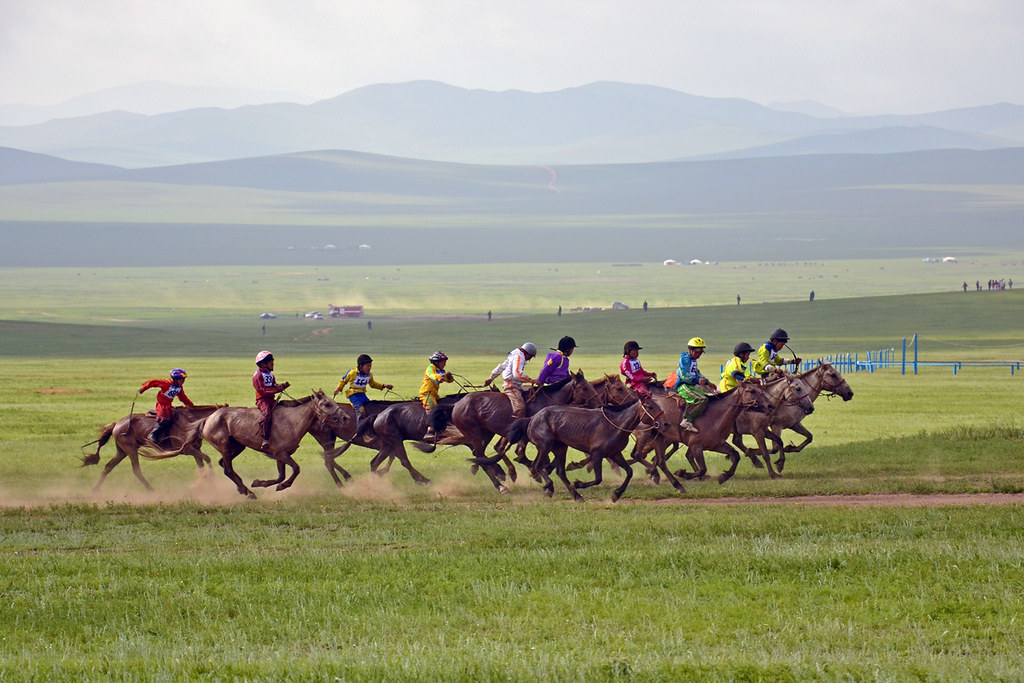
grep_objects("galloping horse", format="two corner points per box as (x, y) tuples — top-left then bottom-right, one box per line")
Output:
(731, 372), (815, 478)
(634, 383), (771, 489)
(765, 362), (854, 472)
(150, 390), (349, 499)
(80, 404), (224, 492)
(450, 371), (604, 489)
(492, 398), (662, 502)
(367, 393), (467, 486)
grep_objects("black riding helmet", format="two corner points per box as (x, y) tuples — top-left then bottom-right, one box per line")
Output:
(623, 340), (641, 355)
(769, 328), (790, 343)
(556, 335), (577, 352)
(357, 353), (373, 367)
(733, 342), (755, 356)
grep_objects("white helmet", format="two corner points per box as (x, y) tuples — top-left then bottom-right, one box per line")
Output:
(522, 342), (538, 357)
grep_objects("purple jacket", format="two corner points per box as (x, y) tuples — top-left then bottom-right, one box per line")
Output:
(537, 351), (570, 385)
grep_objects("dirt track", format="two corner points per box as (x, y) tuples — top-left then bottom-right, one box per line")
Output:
(646, 493), (1024, 507)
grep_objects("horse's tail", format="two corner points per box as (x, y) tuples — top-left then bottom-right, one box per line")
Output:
(140, 418), (206, 460)
(80, 422), (116, 466)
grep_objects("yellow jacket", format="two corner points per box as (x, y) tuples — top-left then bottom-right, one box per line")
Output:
(719, 356), (755, 392)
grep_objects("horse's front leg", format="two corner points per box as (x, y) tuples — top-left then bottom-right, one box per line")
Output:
(677, 445), (708, 481)
(275, 455), (301, 491)
(573, 452), (603, 491)
(609, 455), (633, 503)
(252, 459), (287, 488)
(393, 445), (431, 485)
(551, 446), (583, 502)
(652, 438), (686, 494)
(782, 423), (813, 453)
(716, 443), (743, 484)
(126, 449), (156, 492)
(751, 430), (781, 479)
(93, 445), (135, 492)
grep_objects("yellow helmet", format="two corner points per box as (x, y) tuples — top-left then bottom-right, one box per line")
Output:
(687, 337), (706, 348)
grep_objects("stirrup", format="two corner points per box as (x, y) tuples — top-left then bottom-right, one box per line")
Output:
(679, 420), (698, 433)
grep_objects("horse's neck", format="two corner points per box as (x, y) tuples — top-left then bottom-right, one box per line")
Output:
(799, 369), (826, 400)
(279, 401), (321, 437)
(761, 380), (790, 405)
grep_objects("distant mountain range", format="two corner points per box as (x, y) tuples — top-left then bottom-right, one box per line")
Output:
(0, 81), (1021, 168)
(3, 144), (1023, 267)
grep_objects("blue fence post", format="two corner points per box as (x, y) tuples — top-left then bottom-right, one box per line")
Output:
(913, 333), (918, 375)
(902, 337), (907, 375)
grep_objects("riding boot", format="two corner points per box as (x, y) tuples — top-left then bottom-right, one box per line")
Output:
(148, 418), (171, 447)
(259, 414), (273, 452)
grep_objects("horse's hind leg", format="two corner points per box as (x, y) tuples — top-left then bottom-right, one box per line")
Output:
(551, 446), (583, 502)
(93, 444), (136, 492)
(573, 454), (604, 491)
(127, 448), (155, 492)
(218, 446), (256, 499)
(782, 424), (813, 453)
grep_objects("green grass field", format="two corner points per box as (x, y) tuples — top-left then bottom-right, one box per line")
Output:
(2, 262), (1024, 679)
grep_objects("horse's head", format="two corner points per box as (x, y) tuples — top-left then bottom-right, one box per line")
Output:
(739, 383), (772, 414)
(782, 373), (815, 415)
(818, 362), (854, 401)
(311, 389), (351, 432)
(568, 370), (602, 408)
(591, 373), (633, 405)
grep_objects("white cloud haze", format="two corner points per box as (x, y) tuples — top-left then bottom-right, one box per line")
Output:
(2, 0), (1023, 114)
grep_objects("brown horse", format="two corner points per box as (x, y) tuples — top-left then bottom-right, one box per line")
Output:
(730, 372), (815, 478)
(766, 362), (854, 472)
(494, 398), (663, 502)
(450, 371), (604, 489)
(635, 383), (772, 488)
(151, 390), (350, 499)
(366, 393), (467, 486)
(80, 404), (225, 492)
(306, 399), (403, 487)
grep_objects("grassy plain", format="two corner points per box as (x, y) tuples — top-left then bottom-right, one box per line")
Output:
(2, 261), (1024, 679)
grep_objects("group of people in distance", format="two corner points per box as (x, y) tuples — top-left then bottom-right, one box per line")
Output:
(137, 328), (801, 449)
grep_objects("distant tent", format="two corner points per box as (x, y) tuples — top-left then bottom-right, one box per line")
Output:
(942, 256), (958, 263)
(663, 259), (679, 266)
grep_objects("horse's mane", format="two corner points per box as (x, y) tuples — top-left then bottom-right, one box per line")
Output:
(601, 398), (639, 413)
(277, 395), (313, 407)
(590, 374), (621, 387)
(539, 376), (573, 394)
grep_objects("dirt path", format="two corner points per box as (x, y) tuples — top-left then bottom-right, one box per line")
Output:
(643, 492), (1024, 507)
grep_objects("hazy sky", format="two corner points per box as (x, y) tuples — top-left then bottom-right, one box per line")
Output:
(2, 0), (1023, 114)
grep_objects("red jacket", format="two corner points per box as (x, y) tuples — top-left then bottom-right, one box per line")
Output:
(253, 369), (285, 410)
(140, 379), (194, 420)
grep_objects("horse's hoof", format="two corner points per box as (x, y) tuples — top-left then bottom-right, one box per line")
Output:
(245, 492), (257, 500)
(775, 460), (786, 472)
(470, 464), (479, 474)
(611, 492), (621, 503)
(507, 468), (517, 483)
(769, 472), (783, 480)
(750, 459), (765, 469)
(545, 488), (554, 498)
(673, 483), (687, 494)
(717, 474), (729, 484)
(573, 494), (586, 503)
(498, 485), (510, 495)
(416, 479), (432, 487)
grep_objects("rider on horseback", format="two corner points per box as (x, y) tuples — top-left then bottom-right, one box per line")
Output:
(752, 328), (802, 378)
(484, 342), (538, 419)
(719, 342), (757, 392)
(673, 337), (713, 433)
(421, 351), (454, 435)
(139, 368), (195, 447)
(536, 336), (576, 386)
(253, 350), (290, 452)
(620, 340), (657, 398)
(334, 353), (394, 431)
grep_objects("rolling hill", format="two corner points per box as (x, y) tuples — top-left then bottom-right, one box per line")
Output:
(1, 81), (1022, 168)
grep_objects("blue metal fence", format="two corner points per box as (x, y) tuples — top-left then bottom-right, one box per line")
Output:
(810, 334), (1021, 375)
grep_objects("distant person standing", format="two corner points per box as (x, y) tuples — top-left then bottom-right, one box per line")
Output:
(736, 294), (741, 306)
(809, 290), (815, 302)
(557, 305), (562, 317)
(487, 310), (492, 322)
(367, 320), (372, 332)
(962, 282), (968, 293)
(643, 300), (648, 312)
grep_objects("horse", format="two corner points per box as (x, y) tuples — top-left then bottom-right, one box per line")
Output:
(80, 404), (225, 492)
(450, 371), (605, 490)
(306, 399), (398, 487)
(634, 383), (772, 489)
(148, 390), (350, 499)
(730, 372), (816, 478)
(764, 362), (854, 472)
(490, 398), (663, 502)
(366, 393), (467, 486)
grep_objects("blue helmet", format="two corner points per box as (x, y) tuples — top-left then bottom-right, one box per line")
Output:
(170, 368), (187, 380)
